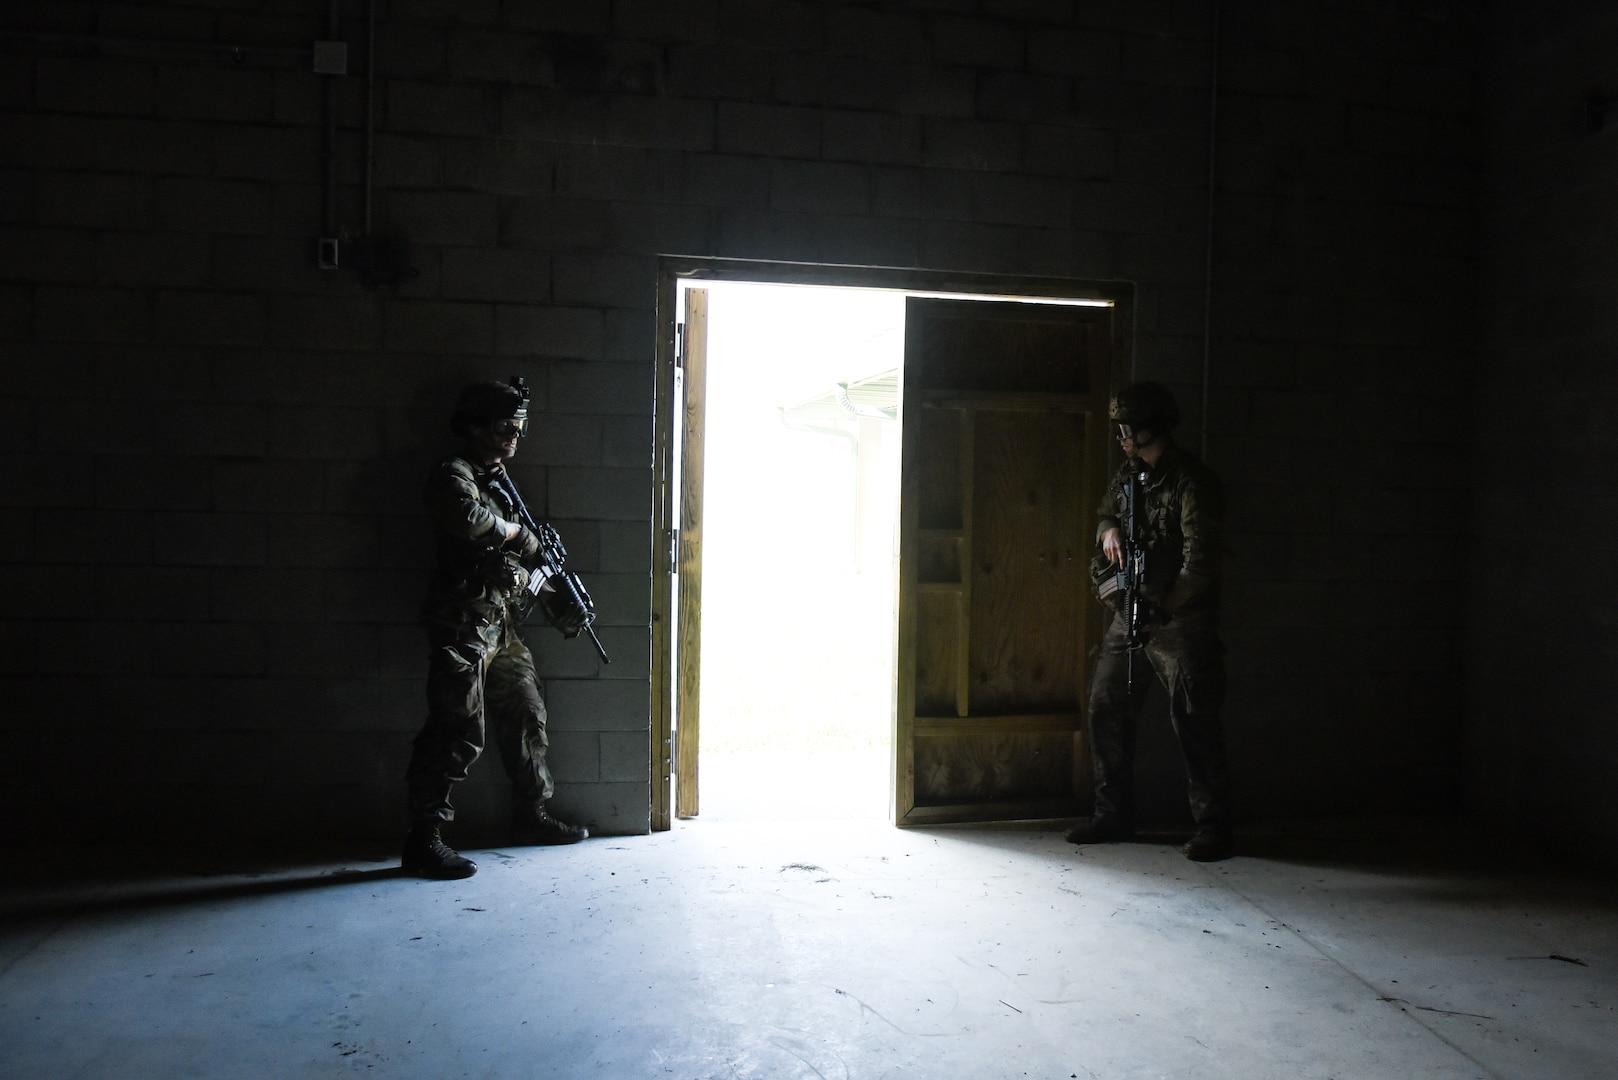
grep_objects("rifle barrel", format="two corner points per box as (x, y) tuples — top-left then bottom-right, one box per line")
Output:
(585, 625), (610, 663)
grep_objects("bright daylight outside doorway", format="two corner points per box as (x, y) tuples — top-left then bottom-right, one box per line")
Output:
(681, 280), (903, 822)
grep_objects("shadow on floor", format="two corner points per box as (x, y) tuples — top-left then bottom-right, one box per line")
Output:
(913, 813), (1618, 893)
(0, 847), (404, 922)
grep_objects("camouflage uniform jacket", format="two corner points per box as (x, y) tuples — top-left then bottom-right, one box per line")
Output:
(1094, 442), (1225, 613)
(422, 455), (541, 626)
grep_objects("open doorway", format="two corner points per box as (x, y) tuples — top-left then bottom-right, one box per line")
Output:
(651, 259), (1133, 832)
(681, 280), (902, 821)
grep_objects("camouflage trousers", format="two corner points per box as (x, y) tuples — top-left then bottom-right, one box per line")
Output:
(405, 606), (554, 824)
(1087, 607), (1231, 829)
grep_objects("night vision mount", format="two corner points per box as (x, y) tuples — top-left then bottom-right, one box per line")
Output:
(508, 376), (531, 436)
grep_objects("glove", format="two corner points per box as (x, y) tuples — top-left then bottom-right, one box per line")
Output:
(541, 591), (590, 636)
(502, 522), (540, 559)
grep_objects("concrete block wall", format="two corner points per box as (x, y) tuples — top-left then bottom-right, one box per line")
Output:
(1208, 2), (1481, 822)
(1, 0), (1484, 847)
(1468, 1), (1618, 864)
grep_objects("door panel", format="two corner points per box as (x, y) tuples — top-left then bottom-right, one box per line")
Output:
(915, 731), (1075, 804)
(913, 589), (965, 718)
(968, 409), (1086, 716)
(675, 288), (708, 818)
(896, 297), (1113, 826)
(914, 408), (965, 530)
(906, 302), (1097, 393)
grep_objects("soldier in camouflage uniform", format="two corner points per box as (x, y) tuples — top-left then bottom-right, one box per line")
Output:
(1068, 381), (1235, 862)
(401, 380), (589, 881)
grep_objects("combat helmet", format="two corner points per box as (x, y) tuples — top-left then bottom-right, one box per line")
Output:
(1108, 381), (1180, 435)
(451, 377), (530, 438)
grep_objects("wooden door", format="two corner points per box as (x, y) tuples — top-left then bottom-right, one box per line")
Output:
(895, 297), (1114, 825)
(675, 288), (708, 818)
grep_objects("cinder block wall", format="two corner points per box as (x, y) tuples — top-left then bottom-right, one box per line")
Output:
(1208, 2), (1480, 823)
(1, 0), (1482, 846)
(1468, 2), (1618, 864)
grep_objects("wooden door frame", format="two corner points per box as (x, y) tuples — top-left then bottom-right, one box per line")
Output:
(650, 257), (1134, 831)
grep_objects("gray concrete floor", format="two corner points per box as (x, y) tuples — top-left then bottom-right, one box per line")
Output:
(3, 817), (1617, 1079)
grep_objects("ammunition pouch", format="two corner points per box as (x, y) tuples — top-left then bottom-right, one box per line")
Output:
(473, 549), (529, 600)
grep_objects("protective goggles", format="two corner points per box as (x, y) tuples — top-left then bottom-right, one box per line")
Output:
(491, 412), (528, 438)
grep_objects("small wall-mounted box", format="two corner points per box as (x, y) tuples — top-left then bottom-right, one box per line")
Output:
(313, 40), (348, 75)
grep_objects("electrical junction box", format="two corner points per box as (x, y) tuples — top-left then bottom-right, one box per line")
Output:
(313, 40), (348, 75)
